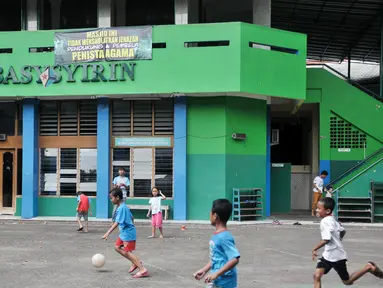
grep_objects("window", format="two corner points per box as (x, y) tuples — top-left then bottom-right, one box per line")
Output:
(79, 149), (97, 195)
(132, 149), (153, 197)
(40, 100), (98, 136)
(112, 99), (174, 136)
(112, 148), (174, 198)
(330, 115), (367, 149)
(39, 148), (97, 196)
(40, 148), (58, 195)
(0, 102), (16, 136)
(155, 148), (173, 197)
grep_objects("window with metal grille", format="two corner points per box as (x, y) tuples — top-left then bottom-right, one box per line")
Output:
(39, 148), (97, 197)
(132, 148), (152, 197)
(60, 148), (77, 196)
(40, 148), (58, 195)
(330, 115), (367, 149)
(154, 99), (174, 135)
(155, 148), (173, 197)
(79, 100), (97, 135)
(133, 101), (152, 135)
(112, 100), (131, 136)
(40, 101), (58, 136)
(79, 149), (97, 196)
(60, 101), (78, 136)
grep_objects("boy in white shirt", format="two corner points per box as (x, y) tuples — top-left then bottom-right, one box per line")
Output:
(312, 197), (383, 287)
(311, 171), (328, 216)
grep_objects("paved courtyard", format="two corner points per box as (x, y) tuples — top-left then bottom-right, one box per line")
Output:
(1, 221), (383, 288)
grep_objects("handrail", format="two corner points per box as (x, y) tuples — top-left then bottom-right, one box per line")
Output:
(328, 146), (383, 187)
(306, 63), (382, 102)
(333, 157), (383, 193)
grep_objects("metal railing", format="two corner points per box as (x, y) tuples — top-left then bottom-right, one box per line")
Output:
(306, 63), (382, 103)
(328, 146), (383, 189)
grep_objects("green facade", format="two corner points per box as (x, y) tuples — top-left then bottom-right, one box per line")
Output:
(307, 68), (383, 197)
(0, 23), (306, 99)
(4, 22), (307, 219)
(187, 97), (266, 220)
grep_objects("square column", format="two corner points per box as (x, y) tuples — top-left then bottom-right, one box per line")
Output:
(22, 99), (39, 218)
(98, 0), (112, 28)
(27, 0), (38, 30)
(97, 98), (110, 218)
(173, 96), (187, 220)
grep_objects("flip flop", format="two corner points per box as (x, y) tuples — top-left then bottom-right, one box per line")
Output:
(77, 227), (83, 231)
(369, 262), (383, 278)
(128, 262), (142, 274)
(147, 235), (155, 239)
(132, 270), (149, 278)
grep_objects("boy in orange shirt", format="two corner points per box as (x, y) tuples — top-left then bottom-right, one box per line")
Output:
(76, 191), (91, 232)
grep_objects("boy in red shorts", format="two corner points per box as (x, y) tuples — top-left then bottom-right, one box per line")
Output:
(102, 188), (149, 278)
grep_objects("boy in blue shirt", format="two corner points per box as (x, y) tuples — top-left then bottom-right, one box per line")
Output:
(194, 199), (240, 288)
(102, 188), (149, 278)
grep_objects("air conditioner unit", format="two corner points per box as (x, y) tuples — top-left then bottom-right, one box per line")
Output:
(0, 134), (6, 141)
(232, 133), (246, 140)
(271, 129), (279, 146)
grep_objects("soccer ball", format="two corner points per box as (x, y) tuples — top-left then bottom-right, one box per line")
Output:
(92, 253), (106, 268)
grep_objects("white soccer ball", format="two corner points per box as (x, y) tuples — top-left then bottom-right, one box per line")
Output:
(92, 253), (106, 268)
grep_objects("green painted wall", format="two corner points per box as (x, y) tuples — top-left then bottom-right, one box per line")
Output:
(306, 68), (383, 197)
(187, 96), (267, 220)
(0, 23), (306, 99)
(15, 197), (174, 219)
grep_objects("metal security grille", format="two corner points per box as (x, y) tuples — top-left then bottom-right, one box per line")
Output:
(60, 101), (78, 136)
(291, 172), (314, 211)
(40, 101), (58, 136)
(330, 115), (367, 149)
(59, 148), (77, 196)
(133, 101), (152, 135)
(155, 148), (173, 197)
(79, 100), (97, 135)
(112, 100), (131, 136)
(154, 99), (174, 135)
(132, 148), (153, 197)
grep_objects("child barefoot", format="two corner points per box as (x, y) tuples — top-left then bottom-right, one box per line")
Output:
(147, 187), (166, 238)
(102, 188), (149, 278)
(313, 197), (383, 287)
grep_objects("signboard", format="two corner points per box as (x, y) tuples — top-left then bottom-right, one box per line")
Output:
(338, 148), (351, 152)
(54, 27), (152, 65)
(115, 137), (172, 147)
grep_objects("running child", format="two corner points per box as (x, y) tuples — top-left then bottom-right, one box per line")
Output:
(312, 197), (383, 287)
(76, 191), (91, 232)
(194, 199), (240, 288)
(147, 187), (166, 238)
(102, 188), (149, 278)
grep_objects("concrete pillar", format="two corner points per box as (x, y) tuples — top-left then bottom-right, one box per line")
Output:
(50, 0), (62, 29)
(98, 0), (112, 28)
(253, 0), (271, 27)
(114, 0), (127, 26)
(27, 0), (38, 31)
(175, 0), (188, 25)
(173, 96), (187, 220)
(22, 99), (39, 218)
(97, 98), (110, 218)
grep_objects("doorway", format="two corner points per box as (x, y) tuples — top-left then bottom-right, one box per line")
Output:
(0, 150), (15, 211)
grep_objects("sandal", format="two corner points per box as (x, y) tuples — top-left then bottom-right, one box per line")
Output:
(147, 235), (155, 239)
(132, 270), (149, 278)
(369, 262), (383, 278)
(77, 227), (83, 231)
(129, 262), (142, 274)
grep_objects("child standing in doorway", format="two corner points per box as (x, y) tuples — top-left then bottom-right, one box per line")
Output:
(311, 170), (328, 216)
(147, 187), (166, 238)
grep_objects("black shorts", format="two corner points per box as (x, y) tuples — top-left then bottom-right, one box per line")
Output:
(316, 257), (350, 281)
